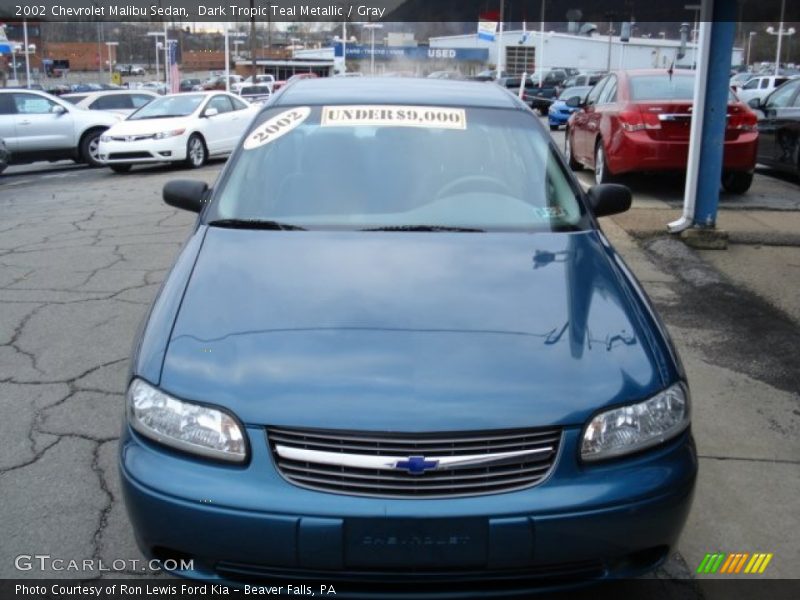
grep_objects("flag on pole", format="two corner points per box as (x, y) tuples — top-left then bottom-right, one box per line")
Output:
(168, 40), (180, 94)
(478, 10), (499, 42)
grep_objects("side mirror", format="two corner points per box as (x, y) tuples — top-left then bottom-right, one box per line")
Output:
(204, 107), (219, 118)
(565, 96), (583, 108)
(747, 97), (762, 110)
(51, 104), (67, 115)
(163, 180), (209, 213)
(587, 184), (632, 217)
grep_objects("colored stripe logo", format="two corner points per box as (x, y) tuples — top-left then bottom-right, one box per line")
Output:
(697, 553), (773, 574)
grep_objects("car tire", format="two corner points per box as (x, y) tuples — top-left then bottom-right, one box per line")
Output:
(564, 130), (582, 171)
(80, 129), (106, 168)
(110, 164), (132, 174)
(721, 170), (754, 194)
(549, 124), (559, 132)
(185, 134), (207, 169)
(594, 139), (614, 184)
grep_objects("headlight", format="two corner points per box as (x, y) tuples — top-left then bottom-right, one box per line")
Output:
(581, 383), (689, 462)
(154, 129), (186, 139)
(127, 379), (247, 463)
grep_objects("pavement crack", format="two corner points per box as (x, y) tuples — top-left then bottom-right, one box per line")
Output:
(697, 454), (800, 466)
(0, 435), (63, 475)
(91, 440), (115, 564)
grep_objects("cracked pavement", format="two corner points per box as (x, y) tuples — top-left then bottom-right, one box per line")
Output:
(1, 162), (219, 579)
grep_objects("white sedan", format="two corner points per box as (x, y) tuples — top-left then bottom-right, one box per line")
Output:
(98, 92), (258, 173)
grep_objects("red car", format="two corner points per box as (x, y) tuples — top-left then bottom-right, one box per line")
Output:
(564, 69), (758, 193)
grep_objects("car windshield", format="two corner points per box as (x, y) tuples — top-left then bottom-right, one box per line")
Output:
(62, 95), (86, 104)
(241, 85), (271, 95)
(210, 105), (587, 232)
(630, 74), (736, 102)
(128, 94), (204, 120)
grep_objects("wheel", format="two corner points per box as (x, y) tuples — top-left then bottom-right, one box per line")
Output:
(721, 171), (753, 194)
(435, 175), (515, 199)
(549, 124), (559, 132)
(184, 134), (207, 169)
(109, 164), (132, 174)
(80, 129), (105, 168)
(564, 130), (582, 171)
(594, 139), (614, 184)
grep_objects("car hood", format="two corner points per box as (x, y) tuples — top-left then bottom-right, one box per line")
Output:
(108, 115), (192, 135)
(159, 229), (667, 431)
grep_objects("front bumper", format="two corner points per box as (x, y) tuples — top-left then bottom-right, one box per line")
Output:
(548, 111), (572, 126)
(98, 136), (187, 164)
(120, 424), (697, 596)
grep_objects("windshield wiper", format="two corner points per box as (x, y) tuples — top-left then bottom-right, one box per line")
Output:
(362, 225), (485, 232)
(207, 219), (306, 231)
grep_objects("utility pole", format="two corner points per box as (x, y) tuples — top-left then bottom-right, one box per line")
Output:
(495, 0), (505, 79)
(538, 0), (545, 85)
(250, 0), (257, 77)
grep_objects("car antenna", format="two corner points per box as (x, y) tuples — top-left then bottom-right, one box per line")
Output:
(668, 59), (674, 81)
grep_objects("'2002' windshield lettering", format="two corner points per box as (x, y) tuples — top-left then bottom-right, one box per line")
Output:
(243, 107), (311, 150)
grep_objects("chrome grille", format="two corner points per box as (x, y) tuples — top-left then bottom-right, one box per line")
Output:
(267, 427), (561, 498)
(110, 134), (155, 142)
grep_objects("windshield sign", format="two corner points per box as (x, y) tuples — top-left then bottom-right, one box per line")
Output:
(212, 105), (586, 232)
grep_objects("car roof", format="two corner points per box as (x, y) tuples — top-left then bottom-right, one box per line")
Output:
(65, 90), (157, 98)
(274, 77), (521, 109)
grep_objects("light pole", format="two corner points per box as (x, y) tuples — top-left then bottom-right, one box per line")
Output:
(746, 31), (756, 68)
(362, 23), (383, 75)
(538, 0), (545, 85)
(684, 4), (701, 68)
(147, 32), (165, 83)
(224, 22), (230, 92)
(105, 42), (118, 82)
(163, 22), (169, 89)
(23, 19), (31, 88)
(495, 0), (505, 80)
(11, 44), (19, 83)
(767, 0), (794, 76)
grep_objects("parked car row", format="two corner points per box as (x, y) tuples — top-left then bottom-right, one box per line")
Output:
(497, 70), (607, 116)
(0, 85), (268, 174)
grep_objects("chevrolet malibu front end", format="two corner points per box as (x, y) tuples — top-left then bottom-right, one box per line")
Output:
(120, 78), (697, 596)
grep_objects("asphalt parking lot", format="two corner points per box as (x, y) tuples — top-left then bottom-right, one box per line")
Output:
(1, 119), (798, 596)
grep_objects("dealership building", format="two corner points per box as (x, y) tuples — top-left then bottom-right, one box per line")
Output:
(429, 29), (745, 75)
(236, 28), (745, 80)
